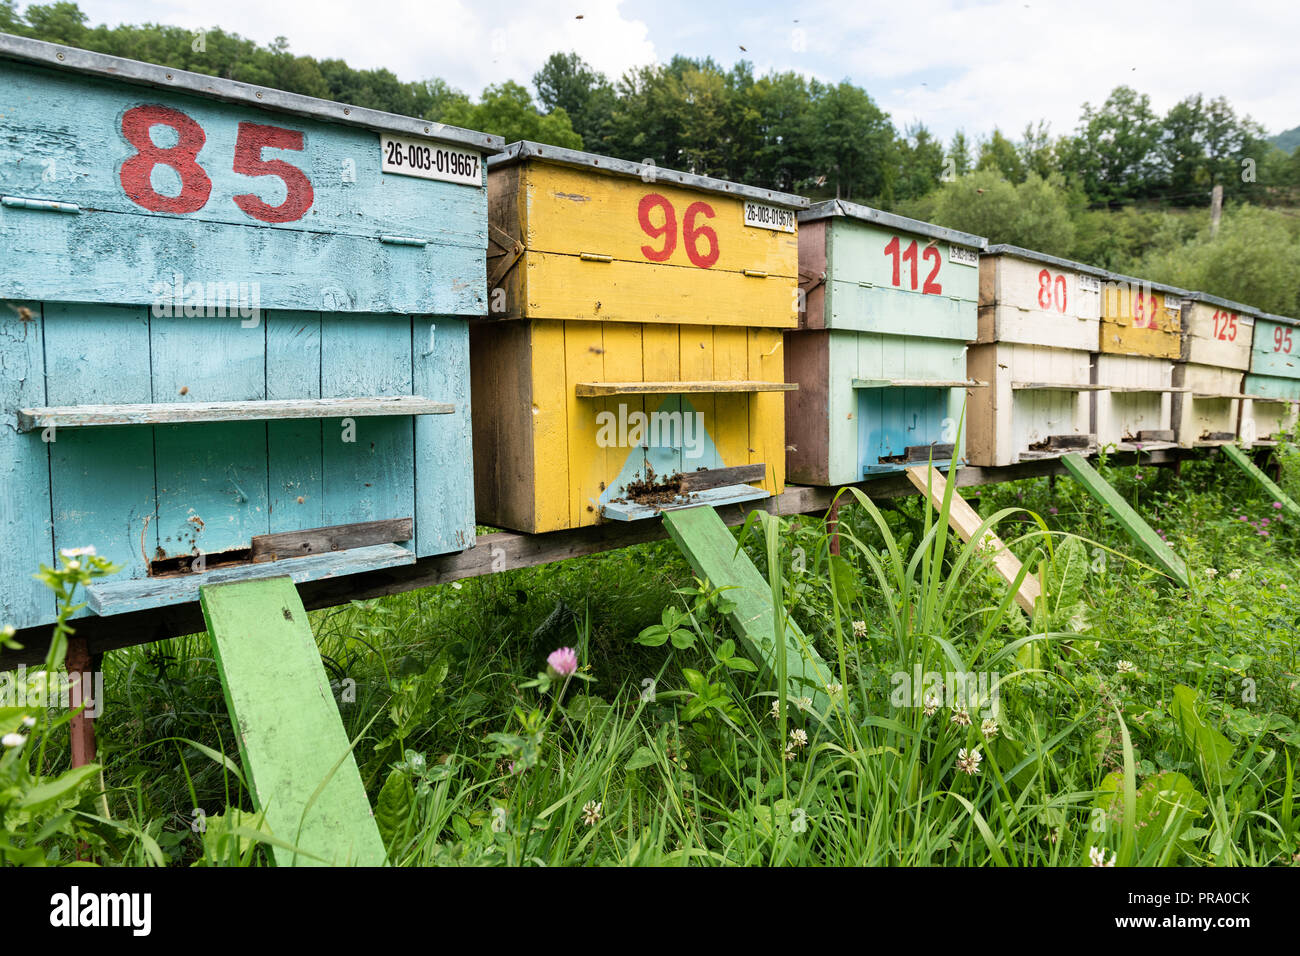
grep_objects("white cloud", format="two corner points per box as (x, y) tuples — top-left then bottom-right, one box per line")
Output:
(70, 0), (658, 96)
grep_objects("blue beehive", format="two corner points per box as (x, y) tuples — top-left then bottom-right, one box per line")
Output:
(0, 36), (501, 630)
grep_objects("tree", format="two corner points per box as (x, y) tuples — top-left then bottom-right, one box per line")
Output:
(809, 80), (894, 202)
(442, 81), (582, 149)
(926, 170), (1075, 257)
(533, 52), (617, 151)
(977, 129), (1025, 183)
(1063, 86), (1162, 204)
(948, 131), (973, 178)
(894, 123), (947, 201)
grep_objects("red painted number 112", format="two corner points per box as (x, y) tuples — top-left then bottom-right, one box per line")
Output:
(883, 237), (942, 294)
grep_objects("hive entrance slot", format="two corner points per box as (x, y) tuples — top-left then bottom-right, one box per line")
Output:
(877, 443), (955, 466)
(149, 547), (253, 578)
(1027, 434), (1091, 452)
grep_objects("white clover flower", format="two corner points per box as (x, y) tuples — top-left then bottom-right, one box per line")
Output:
(770, 699), (782, 718)
(826, 682), (843, 697)
(981, 718), (999, 739)
(789, 728), (808, 749)
(851, 620), (868, 639)
(950, 706), (972, 727)
(21, 716), (35, 728)
(1088, 845), (1116, 867)
(1203, 567), (1217, 578)
(581, 800), (603, 826)
(2, 732), (27, 748)
(1116, 660), (1136, 674)
(784, 745), (797, 761)
(923, 693), (941, 717)
(1228, 569), (1243, 581)
(955, 747), (982, 775)
(797, 696), (813, 712)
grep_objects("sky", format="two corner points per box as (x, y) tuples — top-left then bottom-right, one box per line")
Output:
(63, 0), (1300, 141)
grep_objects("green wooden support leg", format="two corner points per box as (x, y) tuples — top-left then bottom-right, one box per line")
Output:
(201, 576), (387, 866)
(1219, 444), (1300, 521)
(1059, 453), (1190, 589)
(660, 506), (834, 713)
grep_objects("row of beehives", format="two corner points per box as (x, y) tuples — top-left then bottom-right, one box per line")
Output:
(3, 36), (1298, 632)
(789, 213), (1300, 486)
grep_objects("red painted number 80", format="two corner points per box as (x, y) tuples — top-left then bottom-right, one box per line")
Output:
(119, 105), (314, 223)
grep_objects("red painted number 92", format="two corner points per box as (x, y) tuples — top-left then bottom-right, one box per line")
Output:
(119, 105), (314, 223)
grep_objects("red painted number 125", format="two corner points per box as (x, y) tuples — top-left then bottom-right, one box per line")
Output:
(1212, 310), (1239, 341)
(119, 104), (315, 223)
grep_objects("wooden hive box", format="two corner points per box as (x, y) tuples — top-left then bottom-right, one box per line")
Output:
(0, 36), (501, 630)
(1173, 293), (1258, 447)
(1243, 311), (1300, 443)
(786, 201), (983, 484)
(1094, 272), (1189, 451)
(473, 142), (807, 532)
(967, 245), (1106, 466)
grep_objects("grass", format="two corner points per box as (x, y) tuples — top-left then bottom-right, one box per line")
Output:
(7, 445), (1300, 866)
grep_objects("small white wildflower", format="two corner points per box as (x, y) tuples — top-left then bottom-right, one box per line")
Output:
(2, 732), (27, 748)
(789, 728), (808, 749)
(770, 699), (781, 718)
(1116, 660), (1136, 674)
(797, 696), (813, 712)
(950, 706), (972, 727)
(826, 682), (843, 697)
(784, 745), (797, 761)
(923, 693), (940, 717)
(981, 718), (999, 739)
(1, 625), (14, 639)
(1203, 567), (1217, 578)
(66, 560), (80, 571)
(490, 806), (507, 833)
(1088, 845), (1116, 867)
(1228, 569), (1243, 581)
(21, 716), (35, 728)
(581, 800), (603, 826)
(955, 747), (982, 775)
(60, 546), (97, 557)
(851, 620), (868, 639)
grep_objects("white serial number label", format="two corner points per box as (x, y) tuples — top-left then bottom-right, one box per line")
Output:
(949, 245), (978, 266)
(380, 135), (481, 186)
(1164, 297), (1183, 312)
(744, 202), (796, 232)
(1079, 275), (1102, 293)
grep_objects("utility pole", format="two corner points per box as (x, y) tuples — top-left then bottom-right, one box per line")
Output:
(1210, 183), (1223, 238)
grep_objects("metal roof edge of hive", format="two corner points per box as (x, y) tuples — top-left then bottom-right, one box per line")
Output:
(1182, 290), (1266, 318)
(983, 244), (1109, 278)
(0, 32), (504, 153)
(1101, 269), (1193, 299)
(798, 199), (986, 249)
(486, 141), (810, 208)
(1257, 309), (1300, 328)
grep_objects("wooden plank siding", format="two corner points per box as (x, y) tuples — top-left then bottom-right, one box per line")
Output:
(967, 248), (1103, 465)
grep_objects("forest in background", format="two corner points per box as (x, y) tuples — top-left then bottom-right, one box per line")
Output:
(4, 1), (1300, 314)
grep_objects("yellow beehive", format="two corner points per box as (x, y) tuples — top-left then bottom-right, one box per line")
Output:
(472, 143), (807, 533)
(1094, 272), (1188, 451)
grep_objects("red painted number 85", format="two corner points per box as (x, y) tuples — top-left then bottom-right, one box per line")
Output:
(119, 105), (314, 223)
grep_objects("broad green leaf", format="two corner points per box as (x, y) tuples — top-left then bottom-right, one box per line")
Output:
(375, 769), (414, 860)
